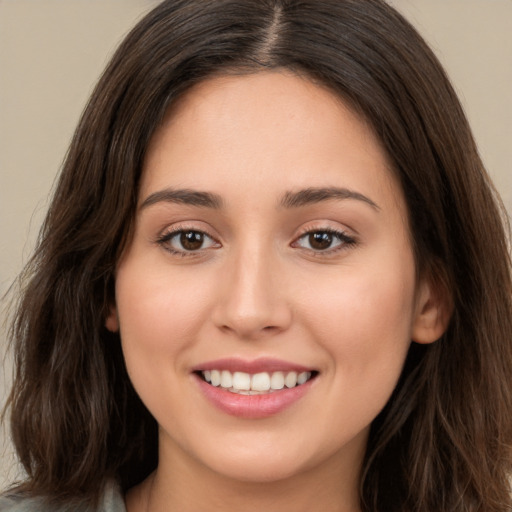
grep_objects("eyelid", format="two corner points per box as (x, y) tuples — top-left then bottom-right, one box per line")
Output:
(155, 222), (221, 256)
(291, 224), (358, 255)
(153, 220), (357, 258)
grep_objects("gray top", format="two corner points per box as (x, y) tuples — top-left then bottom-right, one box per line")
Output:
(0, 481), (126, 512)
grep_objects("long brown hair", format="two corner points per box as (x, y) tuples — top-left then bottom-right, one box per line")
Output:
(4, 0), (512, 510)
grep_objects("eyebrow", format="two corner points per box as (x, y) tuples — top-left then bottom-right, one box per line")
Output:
(280, 187), (380, 211)
(140, 188), (223, 210)
(140, 185), (379, 212)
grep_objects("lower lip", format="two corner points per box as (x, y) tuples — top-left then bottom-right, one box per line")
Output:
(194, 375), (314, 419)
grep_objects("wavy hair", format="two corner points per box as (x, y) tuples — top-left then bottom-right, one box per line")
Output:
(4, 0), (512, 510)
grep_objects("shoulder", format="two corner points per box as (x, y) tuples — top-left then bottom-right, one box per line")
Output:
(0, 495), (51, 512)
(0, 494), (43, 512)
(0, 481), (126, 512)
(100, 481), (126, 512)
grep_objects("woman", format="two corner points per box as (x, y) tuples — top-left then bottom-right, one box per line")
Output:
(2, 0), (511, 510)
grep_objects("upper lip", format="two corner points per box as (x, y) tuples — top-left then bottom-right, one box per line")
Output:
(192, 357), (315, 374)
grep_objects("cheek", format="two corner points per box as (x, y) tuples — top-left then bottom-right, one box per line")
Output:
(114, 264), (220, 434)
(116, 261), (208, 340)
(114, 260), (213, 393)
(299, 256), (417, 393)
(303, 264), (415, 337)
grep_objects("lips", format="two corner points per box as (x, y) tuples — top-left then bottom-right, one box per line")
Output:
(192, 358), (318, 418)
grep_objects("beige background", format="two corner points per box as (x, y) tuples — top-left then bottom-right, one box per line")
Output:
(1, 0), (511, 487)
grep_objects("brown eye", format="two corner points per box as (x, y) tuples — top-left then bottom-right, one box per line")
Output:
(180, 231), (204, 251)
(308, 232), (333, 250)
(293, 229), (355, 253)
(158, 229), (219, 254)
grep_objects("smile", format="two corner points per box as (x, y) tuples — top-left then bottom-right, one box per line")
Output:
(200, 369), (314, 395)
(193, 359), (318, 419)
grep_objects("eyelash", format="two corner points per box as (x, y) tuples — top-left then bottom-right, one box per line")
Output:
(155, 226), (357, 257)
(292, 228), (357, 256)
(156, 225), (220, 257)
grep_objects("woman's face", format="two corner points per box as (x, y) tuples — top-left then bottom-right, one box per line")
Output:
(109, 71), (439, 486)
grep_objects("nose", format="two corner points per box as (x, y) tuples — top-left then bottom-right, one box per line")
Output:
(212, 244), (293, 340)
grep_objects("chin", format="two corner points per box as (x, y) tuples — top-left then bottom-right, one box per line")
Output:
(207, 454), (311, 484)
(194, 434), (341, 485)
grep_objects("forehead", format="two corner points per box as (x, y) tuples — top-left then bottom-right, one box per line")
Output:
(141, 70), (402, 211)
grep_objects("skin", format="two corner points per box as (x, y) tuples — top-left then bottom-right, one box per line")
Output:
(107, 71), (447, 512)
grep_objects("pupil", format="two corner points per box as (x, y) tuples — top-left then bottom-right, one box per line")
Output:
(309, 232), (332, 250)
(180, 231), (203, 250)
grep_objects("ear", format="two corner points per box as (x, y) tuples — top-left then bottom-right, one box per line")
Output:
(105, 305), (119, 333)
(412, 275), (452, 344)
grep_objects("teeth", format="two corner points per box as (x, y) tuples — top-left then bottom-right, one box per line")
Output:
(200, 369), (313, 393)
(297, 371), (309, 385)
(270, 371), (285, 390)
(232, 371), (251, 390)
(251, 372), (271, 391)
(285, 371), (297, 388)
(220, 370), (232, 388)
(210, 370), (221, 386)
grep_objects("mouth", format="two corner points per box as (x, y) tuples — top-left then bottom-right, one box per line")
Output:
(196, 369), (318, 395)
(192, 359), (318, 418)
